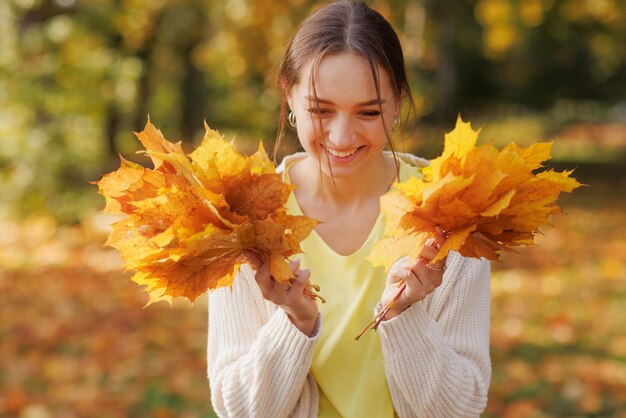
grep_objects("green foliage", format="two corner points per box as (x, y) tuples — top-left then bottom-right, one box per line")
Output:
(0, 0), (625, 223)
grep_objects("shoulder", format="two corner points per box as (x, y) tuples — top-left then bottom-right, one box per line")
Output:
(383, 151), (429, 181)
(384, 151), (430, 169)
(275, 152), (308, 175)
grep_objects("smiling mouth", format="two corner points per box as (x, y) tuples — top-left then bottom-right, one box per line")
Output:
(323, 145), (362, 158)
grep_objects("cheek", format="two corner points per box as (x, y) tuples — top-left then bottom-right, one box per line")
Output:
(295, 118), (320, 153)
(296, 111), (323, 139)
(369, 119), (392, 147)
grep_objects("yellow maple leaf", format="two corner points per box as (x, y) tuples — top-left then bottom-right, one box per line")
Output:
(95, 119), (318, 304)
(369, 115), (582, 270)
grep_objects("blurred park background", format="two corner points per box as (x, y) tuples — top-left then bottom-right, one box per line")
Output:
(1, 0), (625, 416)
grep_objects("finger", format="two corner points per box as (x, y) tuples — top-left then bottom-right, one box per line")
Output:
(412, 252), (438, 273)
(416, 259), (444, 286)
(430, 271), (443, 287)
(289, 269), (311, 292)
(419, 244), (439, 262)
(256, 274), (273, 299)
(245, 250), (263, 270)
(424, 255), (446, 272)
(288, 258), (301, 275)
(424, 269), (443, 289)
(254, 261), (273, 292)
(267, 278), (291, 304)
(435, 226), (446, 248)
(278, 268), (309, 301)
(402, 270), (428, 302)
(412, 252), (445, 275)
(387, 256), (411, 284)
(404, 267), (424, 287)
(416, 265), (440, 293)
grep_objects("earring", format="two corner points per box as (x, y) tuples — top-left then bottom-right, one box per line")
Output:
(391, 114), (401, 132)
(288, 111), (297, 128)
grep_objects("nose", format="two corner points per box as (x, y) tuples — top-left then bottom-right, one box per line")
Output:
(326, 114), (355, 149)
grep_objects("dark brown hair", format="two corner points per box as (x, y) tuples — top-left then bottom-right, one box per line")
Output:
(275, 0), (415, 167)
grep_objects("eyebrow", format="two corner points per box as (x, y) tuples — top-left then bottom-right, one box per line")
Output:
(304, 96), (386, 106)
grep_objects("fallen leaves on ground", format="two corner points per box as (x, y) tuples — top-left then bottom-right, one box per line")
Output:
(485, 205), (626, 417)
(1, 186), (625, 416)
(0, 215), (216, 418)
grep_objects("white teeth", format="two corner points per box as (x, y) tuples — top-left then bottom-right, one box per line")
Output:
(325, 147), (358, 158)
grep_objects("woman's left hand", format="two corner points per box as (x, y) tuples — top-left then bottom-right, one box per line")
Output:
(380, 228), (447, 320)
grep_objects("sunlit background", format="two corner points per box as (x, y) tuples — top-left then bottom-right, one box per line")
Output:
(1, 0), (625, 417)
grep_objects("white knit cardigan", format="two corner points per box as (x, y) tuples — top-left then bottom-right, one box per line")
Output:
(207, 153), (492, 418)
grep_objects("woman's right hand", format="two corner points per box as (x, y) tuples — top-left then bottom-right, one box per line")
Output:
(246, 252), (319, 337)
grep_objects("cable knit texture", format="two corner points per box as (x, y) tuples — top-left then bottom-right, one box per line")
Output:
(206, 153), (491, 418)
(377, 252), (491, 417)
(208, 265), (321, 418)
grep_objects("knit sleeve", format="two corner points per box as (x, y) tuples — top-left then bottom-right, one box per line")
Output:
(377, 252), (491, 418)
(207, 265), (321, 418)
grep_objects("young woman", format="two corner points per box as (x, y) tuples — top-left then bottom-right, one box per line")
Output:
(207, 2), (491, 417)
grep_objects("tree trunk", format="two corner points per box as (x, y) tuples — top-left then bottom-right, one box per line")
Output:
(134, 44), (152, 133)
(181, 48), (207, 140)
(106, 105), (119, 157)
(431, 0), (457, 124)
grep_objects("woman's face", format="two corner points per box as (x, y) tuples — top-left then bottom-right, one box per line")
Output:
(287, 52), (400, 179)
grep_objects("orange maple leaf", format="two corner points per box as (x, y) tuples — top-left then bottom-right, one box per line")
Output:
(358, 116), (583, 339)
(95, 119), (318, 304)
(369, 116), (583, 270)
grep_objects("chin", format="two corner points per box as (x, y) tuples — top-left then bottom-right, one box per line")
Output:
(320, 158), (373, 180)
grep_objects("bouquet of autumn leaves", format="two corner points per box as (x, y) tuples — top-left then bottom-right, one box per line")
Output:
(95, 120), (318, 305)
(359, 117), (582, 337)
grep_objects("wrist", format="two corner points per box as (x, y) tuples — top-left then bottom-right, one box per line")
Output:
(287, 313), (317, 336)
(381, 304), (411, 321)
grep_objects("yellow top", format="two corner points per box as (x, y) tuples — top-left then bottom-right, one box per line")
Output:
(283, 155), (420, 418)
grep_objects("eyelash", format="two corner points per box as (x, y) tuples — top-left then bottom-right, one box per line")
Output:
(305, 108), (382, 117)
(306, 108), (330, 115)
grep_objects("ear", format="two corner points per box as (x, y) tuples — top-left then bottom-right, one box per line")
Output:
(394, 92), (404, 117)
(286, 89), (296, 113)
(279, 75), (288, 90)
(280, 76), (295, 111)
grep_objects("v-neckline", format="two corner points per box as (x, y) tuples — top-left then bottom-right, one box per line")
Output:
(283, 155), (402, 258)
(290, 194), (384, 259)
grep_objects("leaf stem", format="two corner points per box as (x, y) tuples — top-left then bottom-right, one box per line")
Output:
(302, 283), (326, 303)
(250, 250), (326, 303)
(355, 281), (406, 340)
